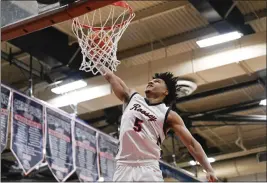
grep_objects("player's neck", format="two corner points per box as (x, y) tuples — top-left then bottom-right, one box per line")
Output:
(145, 96), (164, 105)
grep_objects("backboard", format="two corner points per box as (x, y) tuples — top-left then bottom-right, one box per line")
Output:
(1, 0), (118, 41)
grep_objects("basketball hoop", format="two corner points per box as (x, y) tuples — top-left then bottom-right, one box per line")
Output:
(72, 1), (135, 75)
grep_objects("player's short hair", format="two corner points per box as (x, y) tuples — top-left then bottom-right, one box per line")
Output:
(153, 72), (180, 106)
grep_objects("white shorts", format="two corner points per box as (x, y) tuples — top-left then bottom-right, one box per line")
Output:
(112, 164), (164, 182)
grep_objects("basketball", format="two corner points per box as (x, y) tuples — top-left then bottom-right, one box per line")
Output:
(87, 32), (112, 54)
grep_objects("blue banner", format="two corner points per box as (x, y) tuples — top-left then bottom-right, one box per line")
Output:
(11, 91), (44, 175)
(74, 121), (98, 182)
(45, 107), (75, 182)
(1, 85), (11, 153)
(98, 134), (118, 181)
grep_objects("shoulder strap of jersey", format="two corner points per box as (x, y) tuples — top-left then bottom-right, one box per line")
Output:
(122, 92), (139, 111)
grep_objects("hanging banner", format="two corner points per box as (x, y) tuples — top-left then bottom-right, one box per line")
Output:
(45, 107), (75, 182)
(74, 120), (99, 182)
(11, 91), (44, 175)
(1, 85), (11, 153)
(98, 134), (119, 181)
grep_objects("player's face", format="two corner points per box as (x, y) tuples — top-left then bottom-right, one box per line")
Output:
(145, 78), (168, 97)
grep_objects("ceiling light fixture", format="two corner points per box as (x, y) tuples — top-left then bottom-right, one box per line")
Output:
(260, 99), (266, 106)
(49, 84), (110, 108)
(189, 157), (215, 166)
(196, 31), (243, 48)
(189, 160), (197, 166)
(208, 157), (216, 163)
(51, 80), (87, 94)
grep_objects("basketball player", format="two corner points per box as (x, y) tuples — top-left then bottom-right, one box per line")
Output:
(97, 65), (217, 182)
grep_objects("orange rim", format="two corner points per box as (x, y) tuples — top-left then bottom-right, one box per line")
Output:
(73, 1), (134, 31)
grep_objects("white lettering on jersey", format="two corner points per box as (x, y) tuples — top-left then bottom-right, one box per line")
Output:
(129, 104), (157, 122)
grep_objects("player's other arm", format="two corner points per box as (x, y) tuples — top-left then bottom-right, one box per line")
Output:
(98, 65), (133, 103)
(166, 111), (217, 181)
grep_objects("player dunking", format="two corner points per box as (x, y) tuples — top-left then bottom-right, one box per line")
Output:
(97, 65), (217, 182)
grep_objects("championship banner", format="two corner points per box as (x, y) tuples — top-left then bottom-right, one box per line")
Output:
(10, 91), (44, 175)
(74, 120), (99, 182)
(97, 133), (119, 181)
(1, 84), (11, 153)
(45, 107), (75, 182)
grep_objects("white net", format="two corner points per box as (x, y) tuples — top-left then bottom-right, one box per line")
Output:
(72, 2), (135, 75)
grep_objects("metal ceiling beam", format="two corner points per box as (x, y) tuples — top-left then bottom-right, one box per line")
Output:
(244, 8), (267, 23)
(192, 124), (264, 127)
(209, 103), (262, 115)
(257, 69), (267, 90)
(176, 79), (261, 103)
(8, 28), (96, 83)
(9, 27), (69, 67)
(189, 114), (267, 123)
(185, 98), (265, 118)
(10, 50), (25, 57)
(94, 1), (189, 31)
(1, 51), (41, 78)
(84, 116), (106, 124)
(117, 26), (215, 60)
(132, 1), (189, 23)
(188, 0), (223, 23)
(188, 0), (255, 35)
(177, 146), (266, 168)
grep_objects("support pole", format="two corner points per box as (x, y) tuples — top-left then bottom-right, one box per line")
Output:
(28, 55), (33, 97)
(172, 134), (177, 167)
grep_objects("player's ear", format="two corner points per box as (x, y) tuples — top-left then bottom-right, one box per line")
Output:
(164, 89), (168, 96)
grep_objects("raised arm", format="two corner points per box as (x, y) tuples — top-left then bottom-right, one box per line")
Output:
(97, 64), (134, 103)
(166, 111), (217, 182)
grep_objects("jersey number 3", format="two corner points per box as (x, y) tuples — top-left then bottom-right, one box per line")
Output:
(133, 118), (143, 132)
